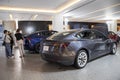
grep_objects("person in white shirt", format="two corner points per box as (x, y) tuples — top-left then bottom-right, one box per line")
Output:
(3, 30), (12, 58)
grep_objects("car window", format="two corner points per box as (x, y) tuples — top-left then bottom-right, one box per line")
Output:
(95, 31), (107, 40)
(75, 30), (107, 40)
(48, 31), (74, 39)
(34, 33), (40, 37)
(50, 31), (57, 35)
(41, 31), (50, 36)
(111, 32), (115, 35)
(109, 32), (116, 35)
(76, 31), (96, 39)
(28, 33), (39, 38)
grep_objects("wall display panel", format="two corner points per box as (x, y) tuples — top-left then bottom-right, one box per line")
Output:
(68, 22), (108, 36)
(18, 21), (52, 35)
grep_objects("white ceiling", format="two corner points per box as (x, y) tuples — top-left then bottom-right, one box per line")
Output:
(0, 0), (77, 20)
(64, 0), (120, 22)
(0, 0), (120, 22)
(0, 0), (69, 10)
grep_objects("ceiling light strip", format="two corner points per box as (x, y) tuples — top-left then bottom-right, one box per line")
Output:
(0, 0), (81, 13)
(64, 0), (95, 14)
(57, 0), (81, 12)
(0, 6), (56, 13)
(9, 14), (13, 20)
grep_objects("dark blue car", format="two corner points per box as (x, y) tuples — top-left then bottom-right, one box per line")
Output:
(24, 30), (57, 53)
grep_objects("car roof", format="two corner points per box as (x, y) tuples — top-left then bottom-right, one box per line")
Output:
(59, 29), (107, 37)
(61, 29), (98, 33)
(25, 30), (58, 36)
(34, 30), (57, 33)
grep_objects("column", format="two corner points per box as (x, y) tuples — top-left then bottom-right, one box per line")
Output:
(107, 20), (117, 33)
(52, 13), (65, 32)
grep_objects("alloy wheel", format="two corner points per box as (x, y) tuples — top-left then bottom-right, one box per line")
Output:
(75, 50), (88, 68)
(112, 43), (117, 54)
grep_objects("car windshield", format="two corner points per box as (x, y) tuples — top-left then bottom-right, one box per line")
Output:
(48, 31), (75, 40)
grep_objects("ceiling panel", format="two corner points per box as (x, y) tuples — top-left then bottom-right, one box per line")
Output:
(0, 0), (69, 10)
(64, 0), (120, 16)
(0, 0), (120, 22)
(64, 0), (120, 22)
(70, 5), (120, 21)
(0, 12), (52, 21)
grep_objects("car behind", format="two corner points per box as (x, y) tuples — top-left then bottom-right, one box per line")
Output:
(24, 30), (57, 53)
(108, 31), (120, 43)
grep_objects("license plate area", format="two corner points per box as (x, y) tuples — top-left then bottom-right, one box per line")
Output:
(43, 46), (49, 51)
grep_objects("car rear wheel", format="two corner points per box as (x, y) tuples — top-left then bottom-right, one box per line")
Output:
(34, 43), (40, 53)
(74, 50), (88, 69)
(111, 43), (117, 54)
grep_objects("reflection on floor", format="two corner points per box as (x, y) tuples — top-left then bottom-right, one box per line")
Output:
(0, 44), (120, 80)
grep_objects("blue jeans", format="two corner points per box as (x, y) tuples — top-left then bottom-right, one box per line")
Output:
(5, 43), (12, 57)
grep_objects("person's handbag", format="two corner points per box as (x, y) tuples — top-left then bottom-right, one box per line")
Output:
(2, 35), (6, 46)
(2, 41), (5, 46)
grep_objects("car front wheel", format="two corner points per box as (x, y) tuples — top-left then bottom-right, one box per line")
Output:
(74, 50), (88, 69)
(34, 43), (40, 53)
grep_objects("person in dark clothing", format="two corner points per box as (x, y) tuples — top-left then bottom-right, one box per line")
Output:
(8, 31), (14, 55)
(15, 29), (25, 58)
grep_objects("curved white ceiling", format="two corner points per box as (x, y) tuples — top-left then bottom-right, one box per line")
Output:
(0, 0), (68, 10)
(0, 0), (120, 22)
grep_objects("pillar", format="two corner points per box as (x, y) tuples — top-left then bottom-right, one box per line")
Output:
(52, 13), (65, 32)
(107, 20), (117, 33)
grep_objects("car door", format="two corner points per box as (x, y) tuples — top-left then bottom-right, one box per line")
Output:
(76, 30), (109, 58)
(91, 30), (110, 58)
(76, 30), (98, 58)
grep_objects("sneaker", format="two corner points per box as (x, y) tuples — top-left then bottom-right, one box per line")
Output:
(12, 54), (14, 56)
(7, 56), (10, 59)
(11, 56), (14, 59)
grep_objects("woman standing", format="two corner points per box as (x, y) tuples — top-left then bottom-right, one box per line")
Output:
(3, 30), (12, 58)
(15, 29), (25, 58)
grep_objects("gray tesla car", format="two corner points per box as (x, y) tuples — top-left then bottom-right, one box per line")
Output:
(40, 29), (117, 68)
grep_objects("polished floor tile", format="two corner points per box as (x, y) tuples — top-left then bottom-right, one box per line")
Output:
(0, 44), (120, 80)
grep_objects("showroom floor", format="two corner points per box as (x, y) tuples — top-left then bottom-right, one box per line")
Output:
(0, 44), (120, 80)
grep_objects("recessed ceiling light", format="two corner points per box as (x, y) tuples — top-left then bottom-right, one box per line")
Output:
(9, 14), (13, 20)
(31, 14), (38, 20)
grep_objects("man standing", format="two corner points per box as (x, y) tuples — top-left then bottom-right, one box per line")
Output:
(3, 30), (12, 58)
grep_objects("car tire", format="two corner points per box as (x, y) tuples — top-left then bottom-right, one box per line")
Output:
(110, 43), (117, 55)
(34, 43), (40, 53)
(74, 50), (88, 69)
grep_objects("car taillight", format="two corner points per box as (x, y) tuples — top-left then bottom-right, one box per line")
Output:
(61, 42), (70, 48)
(27, 37), (31, 40)
(53, 42), (59, 46)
